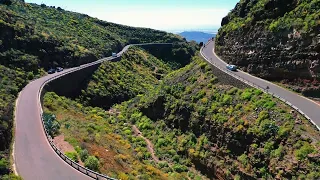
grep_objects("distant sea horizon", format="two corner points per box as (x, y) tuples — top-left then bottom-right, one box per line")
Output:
(164, 27), (219, 34)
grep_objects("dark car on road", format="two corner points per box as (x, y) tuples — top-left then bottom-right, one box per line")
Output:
(48, 68), (56, 74)
(56, 67), (64, 72)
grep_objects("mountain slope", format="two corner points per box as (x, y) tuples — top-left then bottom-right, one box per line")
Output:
(79, 47), (173, 109)
(114, 56), (320, 179)
(215, 0), (320, 96)
(0, 0), (184, 71)
(0, 66), (26, 179)
(0, 0), (192, 177)
(45, 52), (320, 179)
(43, 48), (174, 179)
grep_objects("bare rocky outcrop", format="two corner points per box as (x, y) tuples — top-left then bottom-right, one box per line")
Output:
(215, 0), (320, 82)
(216, 27), (320, 81)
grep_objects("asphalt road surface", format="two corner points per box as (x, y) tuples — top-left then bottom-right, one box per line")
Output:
(14, 43), (171, 180)
(15, 68), (93, 180)
(201, 40), (320, 129)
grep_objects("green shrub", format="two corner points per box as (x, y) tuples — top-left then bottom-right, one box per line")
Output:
(260, 120), (279, 137)
(158, 161), (169, 168)
(272, 145), (284, 159)
(172, 164), (188, 173)
(80, 149), (89, 162)
(75, 146), (81, 153)
(42, 112), (60, 137)
(199, 63), (207, 70)
(189, 76), (197, 83)
(204, 64), (211, 72)
(263, 141), (275, 155)
(259, 167), (268, 177)
(254, 89), (263, 95)
(1, 174), (22, 180)
(235, 104), (242, 110)
(263, 100), (276, 109)
(130, 112), (142, 124)
(257, 111), (269, 121)
(222, 94), (232, 105)
(156, 138), (167, 147)
(294, 142), (315, 160)
(241, 90), (252, 100)
(277, 124), (293, 138)
(188, 171), (195, 178)
(306, 172), (320, 180)
(0, 158), (8, 171)
(238, 154), (248, 166)
(27, 71), (34, 80)
(227, 87), (238, 95)
(209, 77), (218, 84)
(173, 154), (180, 163)
(65, 151), (79, 163)
(84, 156), (99, 171)
(234, 174), (241, 180)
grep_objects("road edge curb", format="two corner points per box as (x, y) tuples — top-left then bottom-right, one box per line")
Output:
(12, 90), (23, 177)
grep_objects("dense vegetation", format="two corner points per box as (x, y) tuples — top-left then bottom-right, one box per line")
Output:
(43, 49), (188, 179)
(45, 52), (320, 179)
(0, 0), (185, 71)
(79, 45), (197, 109)
(2, 0), (319, 179)
(79, 47), (172, 109)
(217, 0), (319, 35)
(0, 65), (26, 179)
(0, 0), (193, 177)
(142, 42), (198, 70)
(215, 0), (320, 95)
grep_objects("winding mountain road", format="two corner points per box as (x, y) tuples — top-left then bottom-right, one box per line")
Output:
(15, 68), (92, 180)
(14, 43), (171, 180)
(201, 40), (320, 130)
(14, 39), (319, 180)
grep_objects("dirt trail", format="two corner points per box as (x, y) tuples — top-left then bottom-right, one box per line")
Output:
(53, 135), (75, 153)
(132, 125), (210, 179)
(53, 135), (84, 165)
(132, 125), (159, 163)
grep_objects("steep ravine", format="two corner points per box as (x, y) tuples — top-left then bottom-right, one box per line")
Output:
(44, 51), (320, 179)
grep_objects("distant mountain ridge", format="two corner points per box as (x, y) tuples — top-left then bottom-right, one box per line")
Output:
(179, 31), (216, 43)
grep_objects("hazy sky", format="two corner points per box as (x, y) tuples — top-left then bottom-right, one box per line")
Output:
(25, 0), (239, 31)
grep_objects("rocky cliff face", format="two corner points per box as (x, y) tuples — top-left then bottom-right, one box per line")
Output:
(215, 0), (320, 81)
